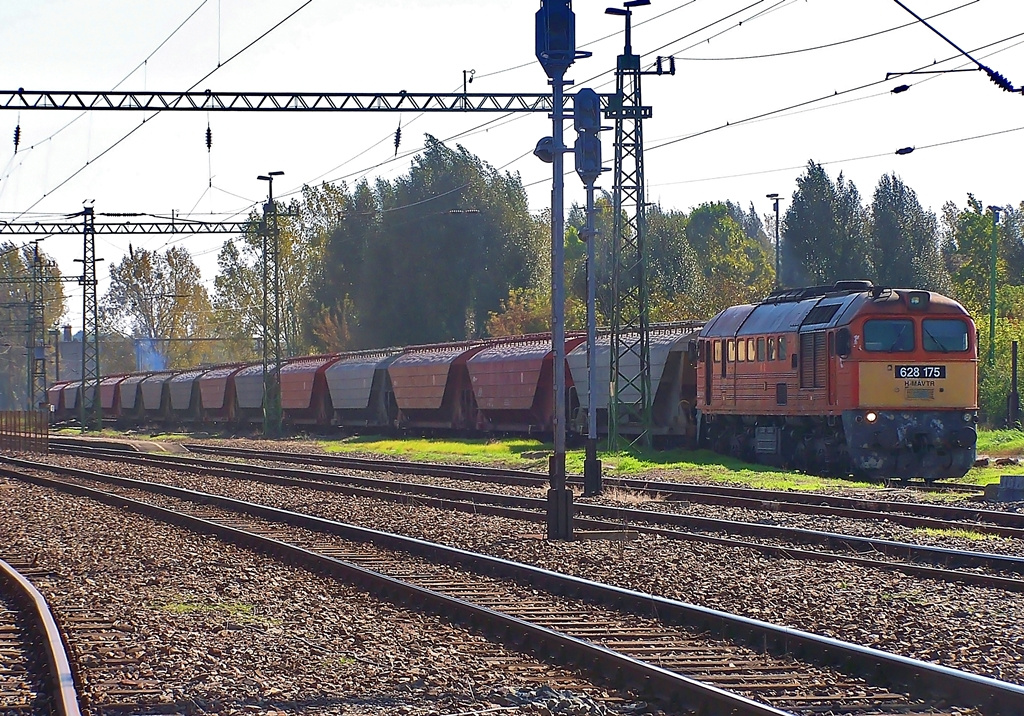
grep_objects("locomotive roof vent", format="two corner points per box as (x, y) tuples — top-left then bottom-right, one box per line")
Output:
(833, 280), (873, 292)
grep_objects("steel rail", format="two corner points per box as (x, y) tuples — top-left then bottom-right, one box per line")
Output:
(50, 442), (1024, 592)
(0, 558), (82, 716)
(180, 442), (1024, 531)
(0, 462), (787, 716)
(54, 444), (1024, 577)
(5, 455), (1024, 715)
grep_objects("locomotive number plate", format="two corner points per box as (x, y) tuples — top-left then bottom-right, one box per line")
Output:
(895, 365), (946, 379)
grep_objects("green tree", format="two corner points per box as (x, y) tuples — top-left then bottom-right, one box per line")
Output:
(0, 243), (67, 408)
(783, 161), (871, 286)
(675, 202), (775, 317)
(868, 173), (949, 291)
(213, 192), (327, 360)
(103, 245), (214, 368)
(316, 136), (544, 348)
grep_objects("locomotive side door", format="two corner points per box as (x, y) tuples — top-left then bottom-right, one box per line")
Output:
(703, 340), (713, 405)
(827, 331), (837, 406)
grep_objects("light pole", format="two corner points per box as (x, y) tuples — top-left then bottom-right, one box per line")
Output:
(987, 205), (1001, 366)
(258, 170), (284, 436)
(766, 193), (782, 288)
(536, 0), (589, 540)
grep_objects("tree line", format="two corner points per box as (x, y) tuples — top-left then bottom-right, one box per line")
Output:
(1, 141), (1019, 423)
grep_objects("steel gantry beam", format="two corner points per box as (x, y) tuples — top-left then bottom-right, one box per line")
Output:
(0, 220), (253, 235)
(0, 89), (611, 113)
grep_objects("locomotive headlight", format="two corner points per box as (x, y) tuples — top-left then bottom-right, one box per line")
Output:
(963, 412), (974, 423)
(865, 411), (878, 423)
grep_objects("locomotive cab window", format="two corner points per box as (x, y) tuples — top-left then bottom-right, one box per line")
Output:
(922, 319), (969, 352)
(864, 319), (915, 352)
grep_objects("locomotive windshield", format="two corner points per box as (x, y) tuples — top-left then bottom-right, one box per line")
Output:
(863, 319), (915, 352)
(922, 318), (969, 352)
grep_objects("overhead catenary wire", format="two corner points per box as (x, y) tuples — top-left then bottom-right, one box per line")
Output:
(1, 0), (212, 172)
(10, 0), (316, 222)
(672, 0), (979, 61)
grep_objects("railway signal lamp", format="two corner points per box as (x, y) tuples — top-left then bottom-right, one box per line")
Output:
(574, 133), (602, 185)
(535, 0), (577, 80)
(573, 88), (605, 186)
(573, 88), (601, 134)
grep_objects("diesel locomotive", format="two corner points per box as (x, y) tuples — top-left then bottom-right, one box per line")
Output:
(696, 281), (979, 480)
(47, 281), (978, 481)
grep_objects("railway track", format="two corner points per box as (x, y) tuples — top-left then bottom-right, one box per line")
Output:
(0, 557), (80, 716)
(44, 444), (1024, 592)
(175, 442), (1017, 531)
(3, 455), (1024, 715)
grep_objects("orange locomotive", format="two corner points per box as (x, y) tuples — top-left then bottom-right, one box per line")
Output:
(695, 281), (979, 480)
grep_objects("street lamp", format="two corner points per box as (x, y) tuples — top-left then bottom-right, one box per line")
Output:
(986, 205), (1002, 365)
(766, 193), (783, 288)
(257, 171), (284, 436)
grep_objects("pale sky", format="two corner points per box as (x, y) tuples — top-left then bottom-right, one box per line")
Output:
(1, 0), (1021, 329)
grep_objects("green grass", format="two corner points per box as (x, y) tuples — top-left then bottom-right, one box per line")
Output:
(322, 435), (874, 491)
(977, 428), (1024, 457)
(913, 526), (1004, 541)
(156, 597), (276, 626)
(71, 426), (1024, 491)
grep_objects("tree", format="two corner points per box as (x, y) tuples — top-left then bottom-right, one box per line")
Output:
(783, 161), (871, 286)
(0, 242), (67, 408)
(868, 173), (949, 291)
(674, 202), (775, 317)
(213, 190), (328, 360)
(314, 136), (544, 348)
(103, 246), (214, 368)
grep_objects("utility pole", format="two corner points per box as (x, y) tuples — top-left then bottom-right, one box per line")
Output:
(258, 171), (284, 437)
(27, 240), (47, 408)
(766, 193), (783, 288)
(76, 205), (101, 430)
(573, 87), (606, 496)
(987, 205), (1001, 366)
(605, 0), (671, 449)
(536, 0), (590, 540)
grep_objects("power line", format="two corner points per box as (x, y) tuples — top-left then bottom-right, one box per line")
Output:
(671, 0), (979, 61)
(1, 1), (212, 172)
(891, 0), (1021, 92)
(645, 31), (1024, 154)
(11, 1), (315, 221)
(649, 124), (1024, 188)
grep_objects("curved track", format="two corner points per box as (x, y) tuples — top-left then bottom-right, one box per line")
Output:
(4, 455), (1024, 715)
(0, 558), (81, 716)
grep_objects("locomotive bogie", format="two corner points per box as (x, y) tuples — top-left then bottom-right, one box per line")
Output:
(842, 409), (977, 480)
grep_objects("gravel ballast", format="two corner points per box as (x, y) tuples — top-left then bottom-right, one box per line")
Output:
(26, 449), (1024, 689)
(0, 475), (652, 715)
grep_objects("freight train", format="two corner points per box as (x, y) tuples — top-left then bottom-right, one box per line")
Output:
(47, 281), (979, 481)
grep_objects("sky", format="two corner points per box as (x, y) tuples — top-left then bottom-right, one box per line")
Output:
(0, 0), (1022, 330)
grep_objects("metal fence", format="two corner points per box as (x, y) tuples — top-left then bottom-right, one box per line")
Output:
(0, 410), (49, 454)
